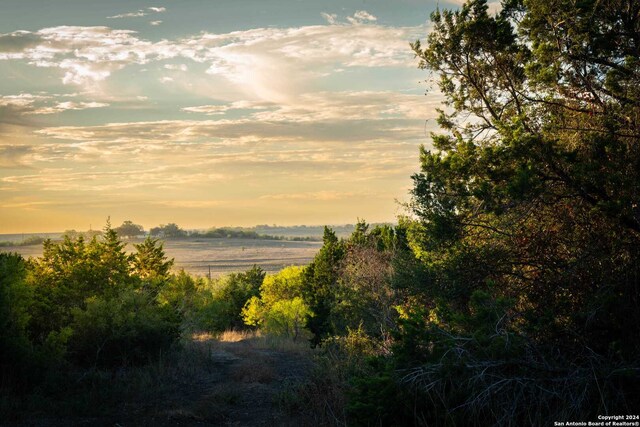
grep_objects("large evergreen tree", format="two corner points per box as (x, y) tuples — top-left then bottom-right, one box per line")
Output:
(374, 0), (640, 422)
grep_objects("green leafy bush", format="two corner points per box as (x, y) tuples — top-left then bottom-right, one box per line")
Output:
(197, 266), (265, 332)
(69, 288), (179, 367)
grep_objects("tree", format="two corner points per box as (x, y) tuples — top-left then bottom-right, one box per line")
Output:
(357, 0), (640, 422)
(150, 223), (187, 238)
(301, 227), (345, 345)
(26, 222), (133, 343)
(132, 237), (174, 280)
(200, 265), (265, 331)
(114, 220), (144, 238)
(410, 0), (640, 351)
(242, 266), (312, 340)
(0, 253), (33, 381)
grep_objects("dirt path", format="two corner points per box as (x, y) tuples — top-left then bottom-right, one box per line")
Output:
(129, 336), (315, 426)
(11, 335), (319, 427)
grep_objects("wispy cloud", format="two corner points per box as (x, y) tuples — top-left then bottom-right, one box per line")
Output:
(348, 11), (378, 24)
(164, 63), (188, 71)
(321, 13), (338, 25)
(259, 191), (360, 201)
(0, 93), (108, 115)
(0, 145), (34, 167)
(108, 6), (166, 19)
(29, 101), (109, 115)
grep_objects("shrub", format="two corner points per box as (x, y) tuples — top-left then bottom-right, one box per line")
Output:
(69, 288), (179, 367)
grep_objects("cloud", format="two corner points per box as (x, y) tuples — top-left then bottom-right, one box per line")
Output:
(247, 91), (441, 122)
(0, 31), (42, 53)
(181, 105), (230, 115)
(29, 101), (109, 115)
(24, 89), (437, 191)
(0, 93), (109, 115)
(348, 11), (378, 24)
(0, 17), (423, 97)
(321, 13), (337, 25)
(0, 145), (34, 167)
(108, 6), (166, 19)
(259, 191), (360, 201)
(178, 21), (421, 101)
(182, 100), (273, 115)
(0, 93), (47, 109)
(108, 11), (146, 19)
(150, 20), (163, 26)
(181, 91), (441, 122)
(164, 63), (188, 71)
(3, 26), (161, 85)
(1, 168), (225, 192)
(152, 200), (225, 208)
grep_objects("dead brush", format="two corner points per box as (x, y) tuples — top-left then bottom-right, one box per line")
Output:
(398, 330), (640, 426)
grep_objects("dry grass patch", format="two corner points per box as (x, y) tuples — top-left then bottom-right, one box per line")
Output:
(218, 329), (260, 342)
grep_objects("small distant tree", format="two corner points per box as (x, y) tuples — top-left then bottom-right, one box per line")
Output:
(150, 223), (186, 238)
(114, 220), (144, 239)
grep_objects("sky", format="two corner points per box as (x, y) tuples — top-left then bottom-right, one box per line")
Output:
(0, 0), (473, 233)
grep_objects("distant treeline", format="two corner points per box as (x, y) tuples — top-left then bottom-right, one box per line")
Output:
(105, 221), (381, 241)
(148, 222), (320, 241)
(0, 236), (46, 247)
(188, 228), (318, 241)
(1, 223), (392, 244)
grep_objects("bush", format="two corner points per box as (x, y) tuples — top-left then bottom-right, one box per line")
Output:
(196, 266), (265, 332)
(241, 267), (312, 340)
(69, 288), (179, 367)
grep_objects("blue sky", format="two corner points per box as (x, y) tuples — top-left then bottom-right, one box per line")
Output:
(0, 0), (476, 232)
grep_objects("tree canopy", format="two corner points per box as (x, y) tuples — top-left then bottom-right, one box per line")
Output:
(389, 0), (640, 422)
(114, 220), (144, 238)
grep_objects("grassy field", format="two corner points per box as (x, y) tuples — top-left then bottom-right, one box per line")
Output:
(0, 238), (322, 277)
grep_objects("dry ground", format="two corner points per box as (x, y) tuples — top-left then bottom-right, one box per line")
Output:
(137, 331), (316, 426)
(0, 238), (322, 277)
(99, 331), (319, 427)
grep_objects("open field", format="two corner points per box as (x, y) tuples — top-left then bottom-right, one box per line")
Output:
(0, 238), (322, 277)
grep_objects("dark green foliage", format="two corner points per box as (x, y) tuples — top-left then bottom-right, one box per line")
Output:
(302, 227), (345, 345)
(114, 220), (144, 238)
(198, 265), (265, 332)
(0, 253), (34, 388)
(69, 289), (179, 367)
(372, 0), (640, 422)
(191, 227), (284, 240)
(26, 225), (133, 343)
(157, 269), (201, 330)
(0, 235), (45, 247)
(2, 222), (183, 381)
(409, 0), (640, 352)
(347, 358), (415, 427)
(149, 223), (187, 238)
